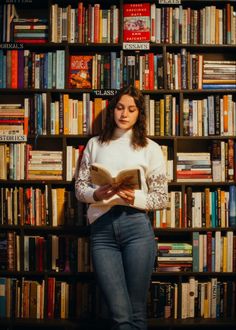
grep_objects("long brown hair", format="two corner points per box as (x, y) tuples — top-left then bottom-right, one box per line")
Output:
(98, 86), (148, 148)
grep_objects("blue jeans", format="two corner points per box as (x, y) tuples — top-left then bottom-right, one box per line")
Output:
(90, 205), (156, 330)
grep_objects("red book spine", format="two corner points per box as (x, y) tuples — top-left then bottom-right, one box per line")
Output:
(47, 278), (55, 319)
(11, 50), (18, 88)
(15, 39), (47, 43)
(148, 52), (154, 90)
(78, 2), (83, 43)
(94, 4), (100, 43)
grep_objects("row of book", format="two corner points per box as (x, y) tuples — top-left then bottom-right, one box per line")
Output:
(151, 186), (236, 229)
(51, 93), (107, 136)
(0, 186), (86, 227)
(0, 277), (95, 319)
(51, 3), (119, 44)
(0, 276), (235, 320)
(0, 232), (91, 273)
(156, 232), (236, 273)
(192, 231), (236, 273)
(149, 3), (236, 45)
(0, 277), (113, 320)
(1, 48), (235, 91)
(149, 278), (235, 319)
(185, 186), (236, 229)
(167, 50), (236, 90)
(51, 93), (177, 136)
(1, 93), (235, 138)
(183, 95), (236, 137)
(0, 49), (65, 89)
(180, 277), (236, 319)
(1, 3), (236, 45)
(1, 229), (236, 275)
(69, 52), (164, 90)
(3, 184), (235, 229)
(144, 94), (179, 136)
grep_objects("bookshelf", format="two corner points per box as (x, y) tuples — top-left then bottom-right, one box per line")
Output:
(0, 0), (235, 329)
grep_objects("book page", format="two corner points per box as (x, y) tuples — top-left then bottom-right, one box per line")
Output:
(90, 163), (141, 189)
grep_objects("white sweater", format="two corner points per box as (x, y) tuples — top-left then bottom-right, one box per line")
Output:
(75, 128), (168, 224)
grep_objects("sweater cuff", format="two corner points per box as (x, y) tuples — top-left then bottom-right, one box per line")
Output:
(133, 190), (146, 210)
(85, 188), (97, 203)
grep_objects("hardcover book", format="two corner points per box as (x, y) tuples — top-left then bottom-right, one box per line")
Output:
(90, 163), (141, 189)
(123, 3), (151, 42)
(69, 55), (93, 89)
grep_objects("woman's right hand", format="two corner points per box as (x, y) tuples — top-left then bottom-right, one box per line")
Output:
(93, 185), (117, 201)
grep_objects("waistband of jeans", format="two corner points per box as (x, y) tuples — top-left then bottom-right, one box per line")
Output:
(111, 205), (147, 215)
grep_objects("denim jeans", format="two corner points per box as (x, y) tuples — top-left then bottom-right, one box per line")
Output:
(90, 205), (156, 330)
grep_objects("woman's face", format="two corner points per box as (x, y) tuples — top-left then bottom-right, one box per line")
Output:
(114, 94), (139, 130)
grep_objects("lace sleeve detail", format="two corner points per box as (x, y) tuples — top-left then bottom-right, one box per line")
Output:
(145, 168), (168, 210)
(75, 155), (94, 203)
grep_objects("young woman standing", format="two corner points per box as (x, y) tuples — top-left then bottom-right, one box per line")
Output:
(75, 86), (168, 330)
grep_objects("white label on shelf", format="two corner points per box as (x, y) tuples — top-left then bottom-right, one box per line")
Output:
(93, 90), (118, 96)
(0, 135), (27, 142)
(0, 43), (23, 49)
(158, 0), (181, 4)
(123, 42), (150, 50)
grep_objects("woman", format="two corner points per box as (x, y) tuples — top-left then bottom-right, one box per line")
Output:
(75, 86), (168, 330)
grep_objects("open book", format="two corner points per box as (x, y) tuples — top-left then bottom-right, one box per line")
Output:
(90, 163), (141, 190)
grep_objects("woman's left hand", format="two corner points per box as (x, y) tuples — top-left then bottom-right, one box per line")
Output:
(116, 186), (135, 205)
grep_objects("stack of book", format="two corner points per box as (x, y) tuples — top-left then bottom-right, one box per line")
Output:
(177, 152), (212, 182)
(27, 150), (63, 180)
(157, 242), (192, 272)
(0, 103), (28, 141)
(12, 18), (48, 43)
(203, 60), (236, 90)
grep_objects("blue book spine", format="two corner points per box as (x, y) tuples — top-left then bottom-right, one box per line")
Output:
(52, 52), (56, 89)
(203, 84), (236, 90)
(211, 191), (216, 228)
(56, 50), (65, 89)
(0, 277), (6, 317)
(14, 32), (48, 38)
(229, 185), (236, 227)
(36, 94), (43, 135)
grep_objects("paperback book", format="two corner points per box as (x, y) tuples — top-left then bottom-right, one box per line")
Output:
(69, 55), (93, 89)
(123, 3), (151, 42)
(90, 163), (141, 189)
